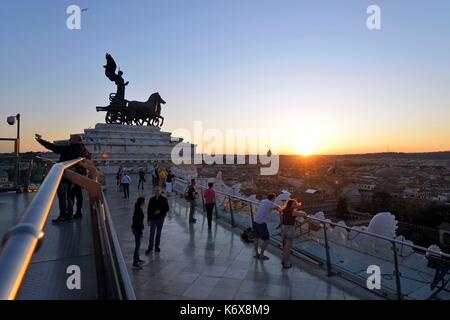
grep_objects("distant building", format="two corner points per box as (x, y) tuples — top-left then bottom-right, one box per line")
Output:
(403, 187), (436, 200)
(299, 189), (338, 216)
(355, 180), (377, 201)
(340, 183), (362, 205)
(0, 170), (12, 188)
(438, 222), (450, 251)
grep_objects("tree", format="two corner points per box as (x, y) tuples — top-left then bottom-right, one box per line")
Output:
(336, 197), (348, 220)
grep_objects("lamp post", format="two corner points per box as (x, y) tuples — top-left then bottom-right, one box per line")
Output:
(4, 114), (21, 190)
(6, 114), (20, 156)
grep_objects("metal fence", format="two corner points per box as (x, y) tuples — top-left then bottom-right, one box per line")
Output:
(174, 178), (450, 300)
(0, 158), (135, 300)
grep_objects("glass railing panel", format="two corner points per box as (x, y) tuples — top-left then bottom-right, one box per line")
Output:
(0, 156), (18, 191)
(29, 159), (49, 186)
(396, 245), (449, 300)
(291, 218), (328, 264)
(228, 199), (253, 230)
(214, 193), (233, 223)
(327, 226), (398, 298)
(16, 159), (31, 188)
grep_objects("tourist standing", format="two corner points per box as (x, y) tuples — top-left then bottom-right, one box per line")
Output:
(116, 166), (124, 191)
(187, 179), (198, 223)
(165, 170), (174, 196)
(253, 193), (281, 260)
(35, 133), (90, 224)
(138, 167), (146, 191)
(121, 172), (131, 199)
(159, 168), (167, 189)
(203, 182), (216, 230)
(153, 165), (160, 187)
(280, 199), (305, 268)
(131, 197), (145, 269)
(146, 186), (170, 253)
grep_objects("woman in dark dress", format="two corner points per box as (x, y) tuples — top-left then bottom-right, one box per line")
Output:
(132, 197), (146, 269)
(280, 199), (306, 269)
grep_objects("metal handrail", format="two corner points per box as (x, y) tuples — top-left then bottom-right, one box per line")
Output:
(0, 157), (135, 300)
(0, 158), (83, 300)
(176, 177), (450, 259)
(102, 195), (136, 299)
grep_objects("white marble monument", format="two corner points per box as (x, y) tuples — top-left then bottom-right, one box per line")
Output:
(82, 123), (194, 174)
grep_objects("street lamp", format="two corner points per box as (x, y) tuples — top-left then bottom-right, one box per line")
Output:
(6, 113), (20, 156)
(1, 114), (21, 190)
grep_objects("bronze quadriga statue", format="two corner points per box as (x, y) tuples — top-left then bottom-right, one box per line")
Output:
(96, 53), (166, 127)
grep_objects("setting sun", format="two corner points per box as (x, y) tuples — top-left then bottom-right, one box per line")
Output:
(292, 137), (317, 155)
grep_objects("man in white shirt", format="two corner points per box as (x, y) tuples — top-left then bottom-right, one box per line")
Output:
(121, 172), (132, 199)
(253, 193), (281, 260)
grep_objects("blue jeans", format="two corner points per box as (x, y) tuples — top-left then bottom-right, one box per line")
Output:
(148, 219), (164, 249)
(133, 230), (142, 264)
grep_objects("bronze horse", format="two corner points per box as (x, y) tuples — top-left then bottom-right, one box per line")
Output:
(126, 92), (166, 126)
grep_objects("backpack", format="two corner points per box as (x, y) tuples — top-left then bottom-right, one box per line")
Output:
(240, 227), (256, 243)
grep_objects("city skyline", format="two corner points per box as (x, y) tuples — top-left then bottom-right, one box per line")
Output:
(1, 1), (450, 155)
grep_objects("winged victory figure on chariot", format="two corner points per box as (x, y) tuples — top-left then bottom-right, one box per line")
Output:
(96, 53), (166, 127)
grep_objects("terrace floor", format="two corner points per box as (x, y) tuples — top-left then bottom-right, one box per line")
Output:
(105, 174), (381, 300)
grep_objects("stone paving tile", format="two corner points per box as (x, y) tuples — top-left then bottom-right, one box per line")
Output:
(104, 175), (381, 300)
(182, 285), (215, 299)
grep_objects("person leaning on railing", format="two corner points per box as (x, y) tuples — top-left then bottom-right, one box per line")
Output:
(279, 199), (306, 269)
(69, 135), (92, 220)
(253, 193), (282, 261)
(35, 133), (90, 224)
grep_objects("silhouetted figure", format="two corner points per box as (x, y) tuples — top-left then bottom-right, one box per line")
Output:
(153, 166), (160, 186)
(203, 182), (216, 230)
(138, 167), (146, 191)
(146, 186), (170, 254)
(35, 134), (90, 223)
(280, 199), (305, 269)
(165, 170), (174, 196)
(96, 53), (166, 127)
(253, 193), (281, 260)
(69, 135), (92, 219)
(104, 53), (128, 106)
(116, 166), (124, 191)
(131, 197), (146, 269)
(187, 179), (198, 223)
(121, 172), (131, 199)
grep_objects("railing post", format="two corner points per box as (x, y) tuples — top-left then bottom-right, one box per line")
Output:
(228, 196), (237, 227)
(214, 201), (218, 220)
(40, 163), (49, 183)
(322, 222), (333, 276)
(14, 156), (19, 191)
(249, 203), (254, 223)
(391, 241), (403, 300)
(26, 159), (33, 190)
